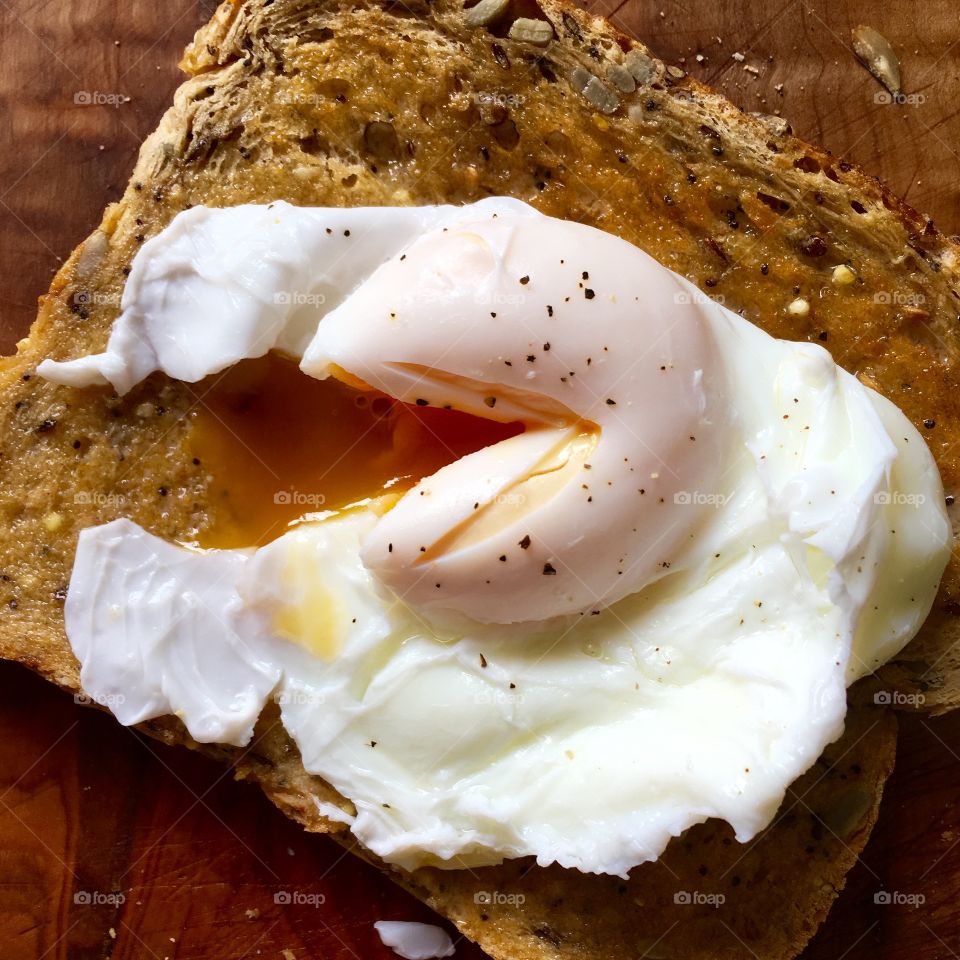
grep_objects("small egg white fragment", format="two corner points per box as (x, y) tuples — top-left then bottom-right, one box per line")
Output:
(302, 215), (729, 624)
(38, 198), (539, 394)
(374, 921), (455, 960)
(44, 200), (951, 879)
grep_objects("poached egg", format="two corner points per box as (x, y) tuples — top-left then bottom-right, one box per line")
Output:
(39, 199), (950, 877)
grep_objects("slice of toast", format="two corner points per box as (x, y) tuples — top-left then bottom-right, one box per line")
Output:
(0, 0), (953, 955)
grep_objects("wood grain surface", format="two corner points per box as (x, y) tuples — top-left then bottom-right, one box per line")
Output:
(2, 1), (960, 958)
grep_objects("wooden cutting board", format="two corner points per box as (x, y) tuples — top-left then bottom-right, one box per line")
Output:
(2, 2), (960, 957)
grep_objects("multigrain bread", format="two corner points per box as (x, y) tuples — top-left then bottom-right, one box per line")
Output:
(0, 0), (956, 955)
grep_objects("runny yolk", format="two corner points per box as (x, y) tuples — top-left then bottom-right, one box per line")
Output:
(187, 352), (523, 549)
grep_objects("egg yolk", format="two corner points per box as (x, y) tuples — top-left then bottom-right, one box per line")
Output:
(188, 352), (523, 548)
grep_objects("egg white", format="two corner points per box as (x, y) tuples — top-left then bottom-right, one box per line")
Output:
(49, 201), (950, 877)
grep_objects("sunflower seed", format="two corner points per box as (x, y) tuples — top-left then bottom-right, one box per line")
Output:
(508, 17), (554, 46)
(606, 63), (636, 93)
(623, 48), (658, 85)
(464, 0), (510, 29)
(570, 67), (619, 114)
(851, 25), (901, 95)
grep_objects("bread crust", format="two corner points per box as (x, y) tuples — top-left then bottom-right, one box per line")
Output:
(0, 0), (946, 954)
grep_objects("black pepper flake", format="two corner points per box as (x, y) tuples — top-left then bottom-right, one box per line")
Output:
(35, 419), (56, 434)
(584, 288), (595, 299)
(606, 398), (616, 406)
(135, 234), (145, 243)
(924, 418), (936, 429)
(484, 396), (497, 408)
(158, 486), (168, 496)
(526, 355), (536, 363)
(344, 229), (351, 237)
(818, 330), (829, 341)
(415, 398), (429, 406)
(499, 555), (507, 562)
(947, 495), (956, 506)
(479, 653), (488, 668)
(388, 543), (393, 553)
(547, 305), (554, 317)
(543, 342), (551, 351)
(581, 271), (589, 280)
(519, 275), (530, 285)
(760, 263), (769, 275)
(519, 534), (531, 549)
(490, 312), (497, 318)
(543, 563), (557, 575)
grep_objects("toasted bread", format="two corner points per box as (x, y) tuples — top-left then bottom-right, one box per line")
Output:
(0, 0), (954, 955)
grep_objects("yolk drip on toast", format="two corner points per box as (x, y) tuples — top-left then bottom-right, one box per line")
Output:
(188, 352), (522, 548)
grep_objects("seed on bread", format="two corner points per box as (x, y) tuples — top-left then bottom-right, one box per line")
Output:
(750, 113), (791, 137)
(606, 64), (635, 94)
(508, 18), (554, 46)
(832, 264), (856, 286)
(463, 0), (509, 29)
(623, 48), (659, 85)
(570, 67), (619, 114)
